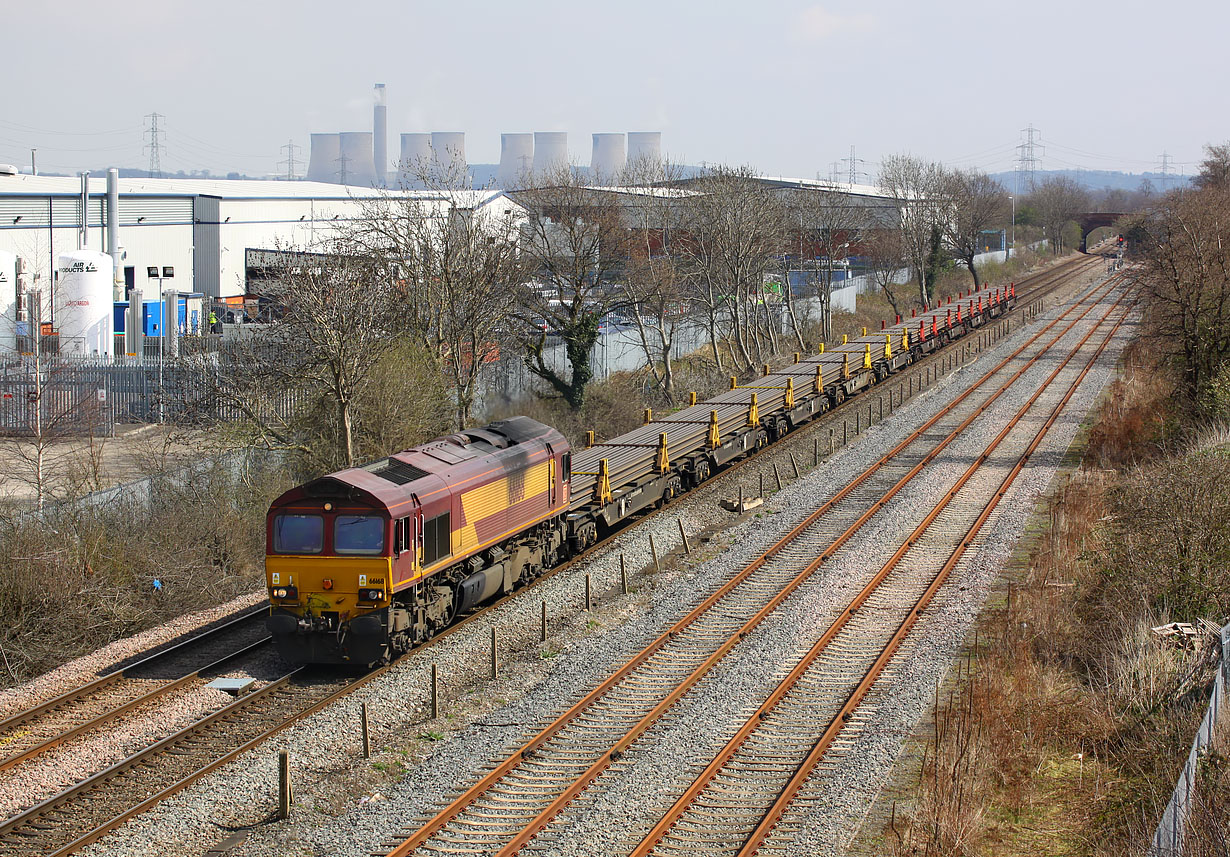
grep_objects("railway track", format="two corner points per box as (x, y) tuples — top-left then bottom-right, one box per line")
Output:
(0, 606), (270, 774)
(380, 272), (1129, 856)
(0, 255), (1101, 856)
(629, 291), (1136, 857)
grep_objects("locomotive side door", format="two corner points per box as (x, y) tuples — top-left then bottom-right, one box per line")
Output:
(546, 444), (556, 506)
(410, 494), (422, 580)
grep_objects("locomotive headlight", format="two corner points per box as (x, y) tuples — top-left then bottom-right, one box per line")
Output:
(271, 585), (298, 599)
(359, 588), (384, 602)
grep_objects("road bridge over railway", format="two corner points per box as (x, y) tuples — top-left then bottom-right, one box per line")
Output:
(1078, 211), (1126, 251)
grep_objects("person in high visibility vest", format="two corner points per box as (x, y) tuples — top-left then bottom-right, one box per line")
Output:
(209, 309), (220, 334)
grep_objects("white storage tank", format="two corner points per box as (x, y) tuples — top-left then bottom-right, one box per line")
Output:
(0, 250), (16, 353)
(55, 250), (113, 357)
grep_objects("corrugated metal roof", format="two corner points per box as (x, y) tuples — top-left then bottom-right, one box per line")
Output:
(0, 173), (513, 208)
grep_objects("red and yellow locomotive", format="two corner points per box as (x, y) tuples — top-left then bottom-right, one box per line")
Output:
(266, 417), (571, 665)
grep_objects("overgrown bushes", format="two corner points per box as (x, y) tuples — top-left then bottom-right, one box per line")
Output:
(0, 454), (289, 686)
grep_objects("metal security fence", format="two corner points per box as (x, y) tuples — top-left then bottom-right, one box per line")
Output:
(1150, 623), (1230, 857)
(0, 357), (302, 436)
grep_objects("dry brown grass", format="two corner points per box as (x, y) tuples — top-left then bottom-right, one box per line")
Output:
(883, 357), (1230, 856)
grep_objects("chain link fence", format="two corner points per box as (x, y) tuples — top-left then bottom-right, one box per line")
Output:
(1150, 623), (1230, 856)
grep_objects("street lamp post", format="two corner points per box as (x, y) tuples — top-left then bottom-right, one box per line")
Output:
(148, 265), (175, 423)
(1008, 195), (1015, 260)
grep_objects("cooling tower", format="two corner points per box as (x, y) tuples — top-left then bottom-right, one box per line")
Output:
(373, 84), (387, 187)
(627, 132), (662, 168)
(338, 131), (377, 186)
(498, 133), (534, 188)
(430, 132), (467, 186)
(532, 131), (568, 178)
(590, 133), (626, 184)
(307, 133), (341, 183)
(399, 133), (433, 187)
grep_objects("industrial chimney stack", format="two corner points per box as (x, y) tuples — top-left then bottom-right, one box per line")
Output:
(373, 84), (387, 187)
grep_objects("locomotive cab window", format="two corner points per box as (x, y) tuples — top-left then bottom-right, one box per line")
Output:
(422, 512), (451, 566)
(561, 452), (571, 482)
(334, 515), (386, 555)
(273, 514), (323, 554)
(393, 517), (412, 555)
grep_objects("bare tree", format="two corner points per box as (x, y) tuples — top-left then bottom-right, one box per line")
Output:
(508, 165), (628, 410)
(675, 166), (787, 374)
(864, 227), (907, 317)
(217, 248), (404, 470)
(347, 160), (524, 427)
(782, 184), (870, 342)
(1133, 185), (1230, 409)
(943, 168), (1008, 287)
(879, 154), (947, 310)
(1027, 176), (1089, 255)
(618, 161), (692, 403)
(1193, 142), (1230, 191)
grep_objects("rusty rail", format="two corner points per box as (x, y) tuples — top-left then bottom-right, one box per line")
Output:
(384, 269), (1123, 857)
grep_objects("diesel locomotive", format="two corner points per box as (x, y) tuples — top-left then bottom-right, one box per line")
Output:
(266, 284), (1016, 665)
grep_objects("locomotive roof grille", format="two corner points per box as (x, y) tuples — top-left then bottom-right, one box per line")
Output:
(362, 458), (430, 485)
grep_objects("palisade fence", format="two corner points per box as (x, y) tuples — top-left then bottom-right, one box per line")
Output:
(0, 357), (303, 437)
(1149, 622), (1230, 856)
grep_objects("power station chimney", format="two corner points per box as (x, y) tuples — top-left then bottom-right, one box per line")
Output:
(373, 84), (387, 187)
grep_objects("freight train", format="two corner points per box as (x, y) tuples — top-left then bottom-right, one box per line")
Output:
(266, 284), (1016, 665)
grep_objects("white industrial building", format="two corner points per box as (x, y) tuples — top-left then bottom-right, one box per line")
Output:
(0, 171), (524, 306)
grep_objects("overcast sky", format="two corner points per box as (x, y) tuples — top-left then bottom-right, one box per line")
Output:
(3, 0), (1223, 181)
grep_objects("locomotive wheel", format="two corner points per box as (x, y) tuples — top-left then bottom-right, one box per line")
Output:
(573, 522), (598, 552)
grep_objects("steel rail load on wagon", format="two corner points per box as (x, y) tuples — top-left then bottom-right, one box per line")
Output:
(266, 282), (1018, 665)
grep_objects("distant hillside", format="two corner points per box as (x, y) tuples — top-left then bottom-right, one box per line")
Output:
(990, 169), (1192, 193)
